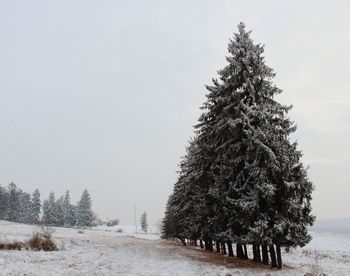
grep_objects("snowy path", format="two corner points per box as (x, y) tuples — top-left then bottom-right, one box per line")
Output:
(0, 236), (229, 275)
(0, 221), (235, 275)
(0, 221), (350, 275)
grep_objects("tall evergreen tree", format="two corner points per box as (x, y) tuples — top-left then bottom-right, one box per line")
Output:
(7, 183), (20, 222)
(71, 204), (78, 225)
(55, 195), (64, 226)
(202, 23), (315, 268)
(43, 191), (57, 225)
(0, 185), (8, 220)
(42, 199), (50, 224)
(31, 189), (41, 224)
(163, 138), (210, 246)
(140, 212), (148, 233)
(63, 190), (75, 227)
(18, 191), (31, 224)
(163, 23), (314, 269)
(76, 189), (93, 227)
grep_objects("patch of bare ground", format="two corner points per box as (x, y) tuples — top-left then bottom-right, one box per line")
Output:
(166, 240), (294, 273)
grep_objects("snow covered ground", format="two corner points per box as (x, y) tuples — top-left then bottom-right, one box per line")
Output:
(0, 220), (349, 275)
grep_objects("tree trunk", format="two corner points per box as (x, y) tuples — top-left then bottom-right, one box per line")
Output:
(193, 239), (198, 246)
(236, 243), (242, 258)
(269, 244), (278, 268)
(276, 244), (282, 269)
(207, 240), (213, 251)
(262, 244), (269, 265)
(252, 244), (257, 262)
(221, 242), (227, 255)
(227, 241), (234, 257)
(236, 243), (244, 259)
(216, 241), (220, 253)
(253, 244), (261, 262)
(179, 237), (186, 246)
(200, 239), (204, 249)
(256, 244), (261, 262)
(243, 244), (248, 259)
(205, 240), (209, 250)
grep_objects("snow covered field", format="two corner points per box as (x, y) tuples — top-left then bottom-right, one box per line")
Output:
(0, 220), (349, 275)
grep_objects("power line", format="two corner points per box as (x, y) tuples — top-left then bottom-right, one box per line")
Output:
(0, 135), (60, 185)
(0, 150), (42, 188)
(0, 114), (67, 179)
(0, 121), (63, 187)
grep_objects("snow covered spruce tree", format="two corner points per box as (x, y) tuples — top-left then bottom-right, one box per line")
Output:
(0, 185), (9, 220)
(76, 189), (93, 227)
(55, 195), (65, 226)
(30, 189), (41, 224)
(7, 183), (20, 222)
(18, 190), (32, 224)
(63, 190), (76, 227)
(0, 184), (41, 224)
(43, 191), (57, 225)
(163, 23), (314, 270)
(163, 137), (215, 248)
(140, 212), (148, 233)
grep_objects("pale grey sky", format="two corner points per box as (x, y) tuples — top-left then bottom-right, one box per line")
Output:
(0, 0), (349, 224)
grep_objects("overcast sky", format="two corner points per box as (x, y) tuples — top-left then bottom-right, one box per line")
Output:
(0, 0), (349, 224)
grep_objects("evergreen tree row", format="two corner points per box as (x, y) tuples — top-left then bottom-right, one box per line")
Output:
(0, 183), (94, 228)
(0, 183), (41, 224)
(162, 23), (315, 269)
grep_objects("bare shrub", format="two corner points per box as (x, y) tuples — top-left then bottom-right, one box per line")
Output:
(308, 263), (321, 276)
(38, 224), (55, 240)
(77, 230), (85, 234)
(0, 241), (23, 250)
(116, 228), (123, 233)
(0, 224), (57, 252)
(305, 248), (326, 276)
(27, 224), (58, 251)
(40, 238), (57, 251)
(28, 233), (41, 250)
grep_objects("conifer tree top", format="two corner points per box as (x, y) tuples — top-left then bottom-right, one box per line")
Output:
(210, 22), (281, 101)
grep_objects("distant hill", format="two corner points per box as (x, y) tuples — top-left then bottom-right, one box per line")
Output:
(312, 218), (350, 234)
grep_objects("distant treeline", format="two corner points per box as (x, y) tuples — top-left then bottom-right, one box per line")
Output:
(0, 182), (94, 227)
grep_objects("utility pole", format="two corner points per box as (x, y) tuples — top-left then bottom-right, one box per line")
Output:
(134, 204), (137, 233)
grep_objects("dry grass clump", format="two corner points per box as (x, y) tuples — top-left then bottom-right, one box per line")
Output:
(27, 224), (58, 251)
(27, 233), (57, 251)
(0, 225), (57, 251)
(0, 241), (23, 250)
(304, 248), (327, 276)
